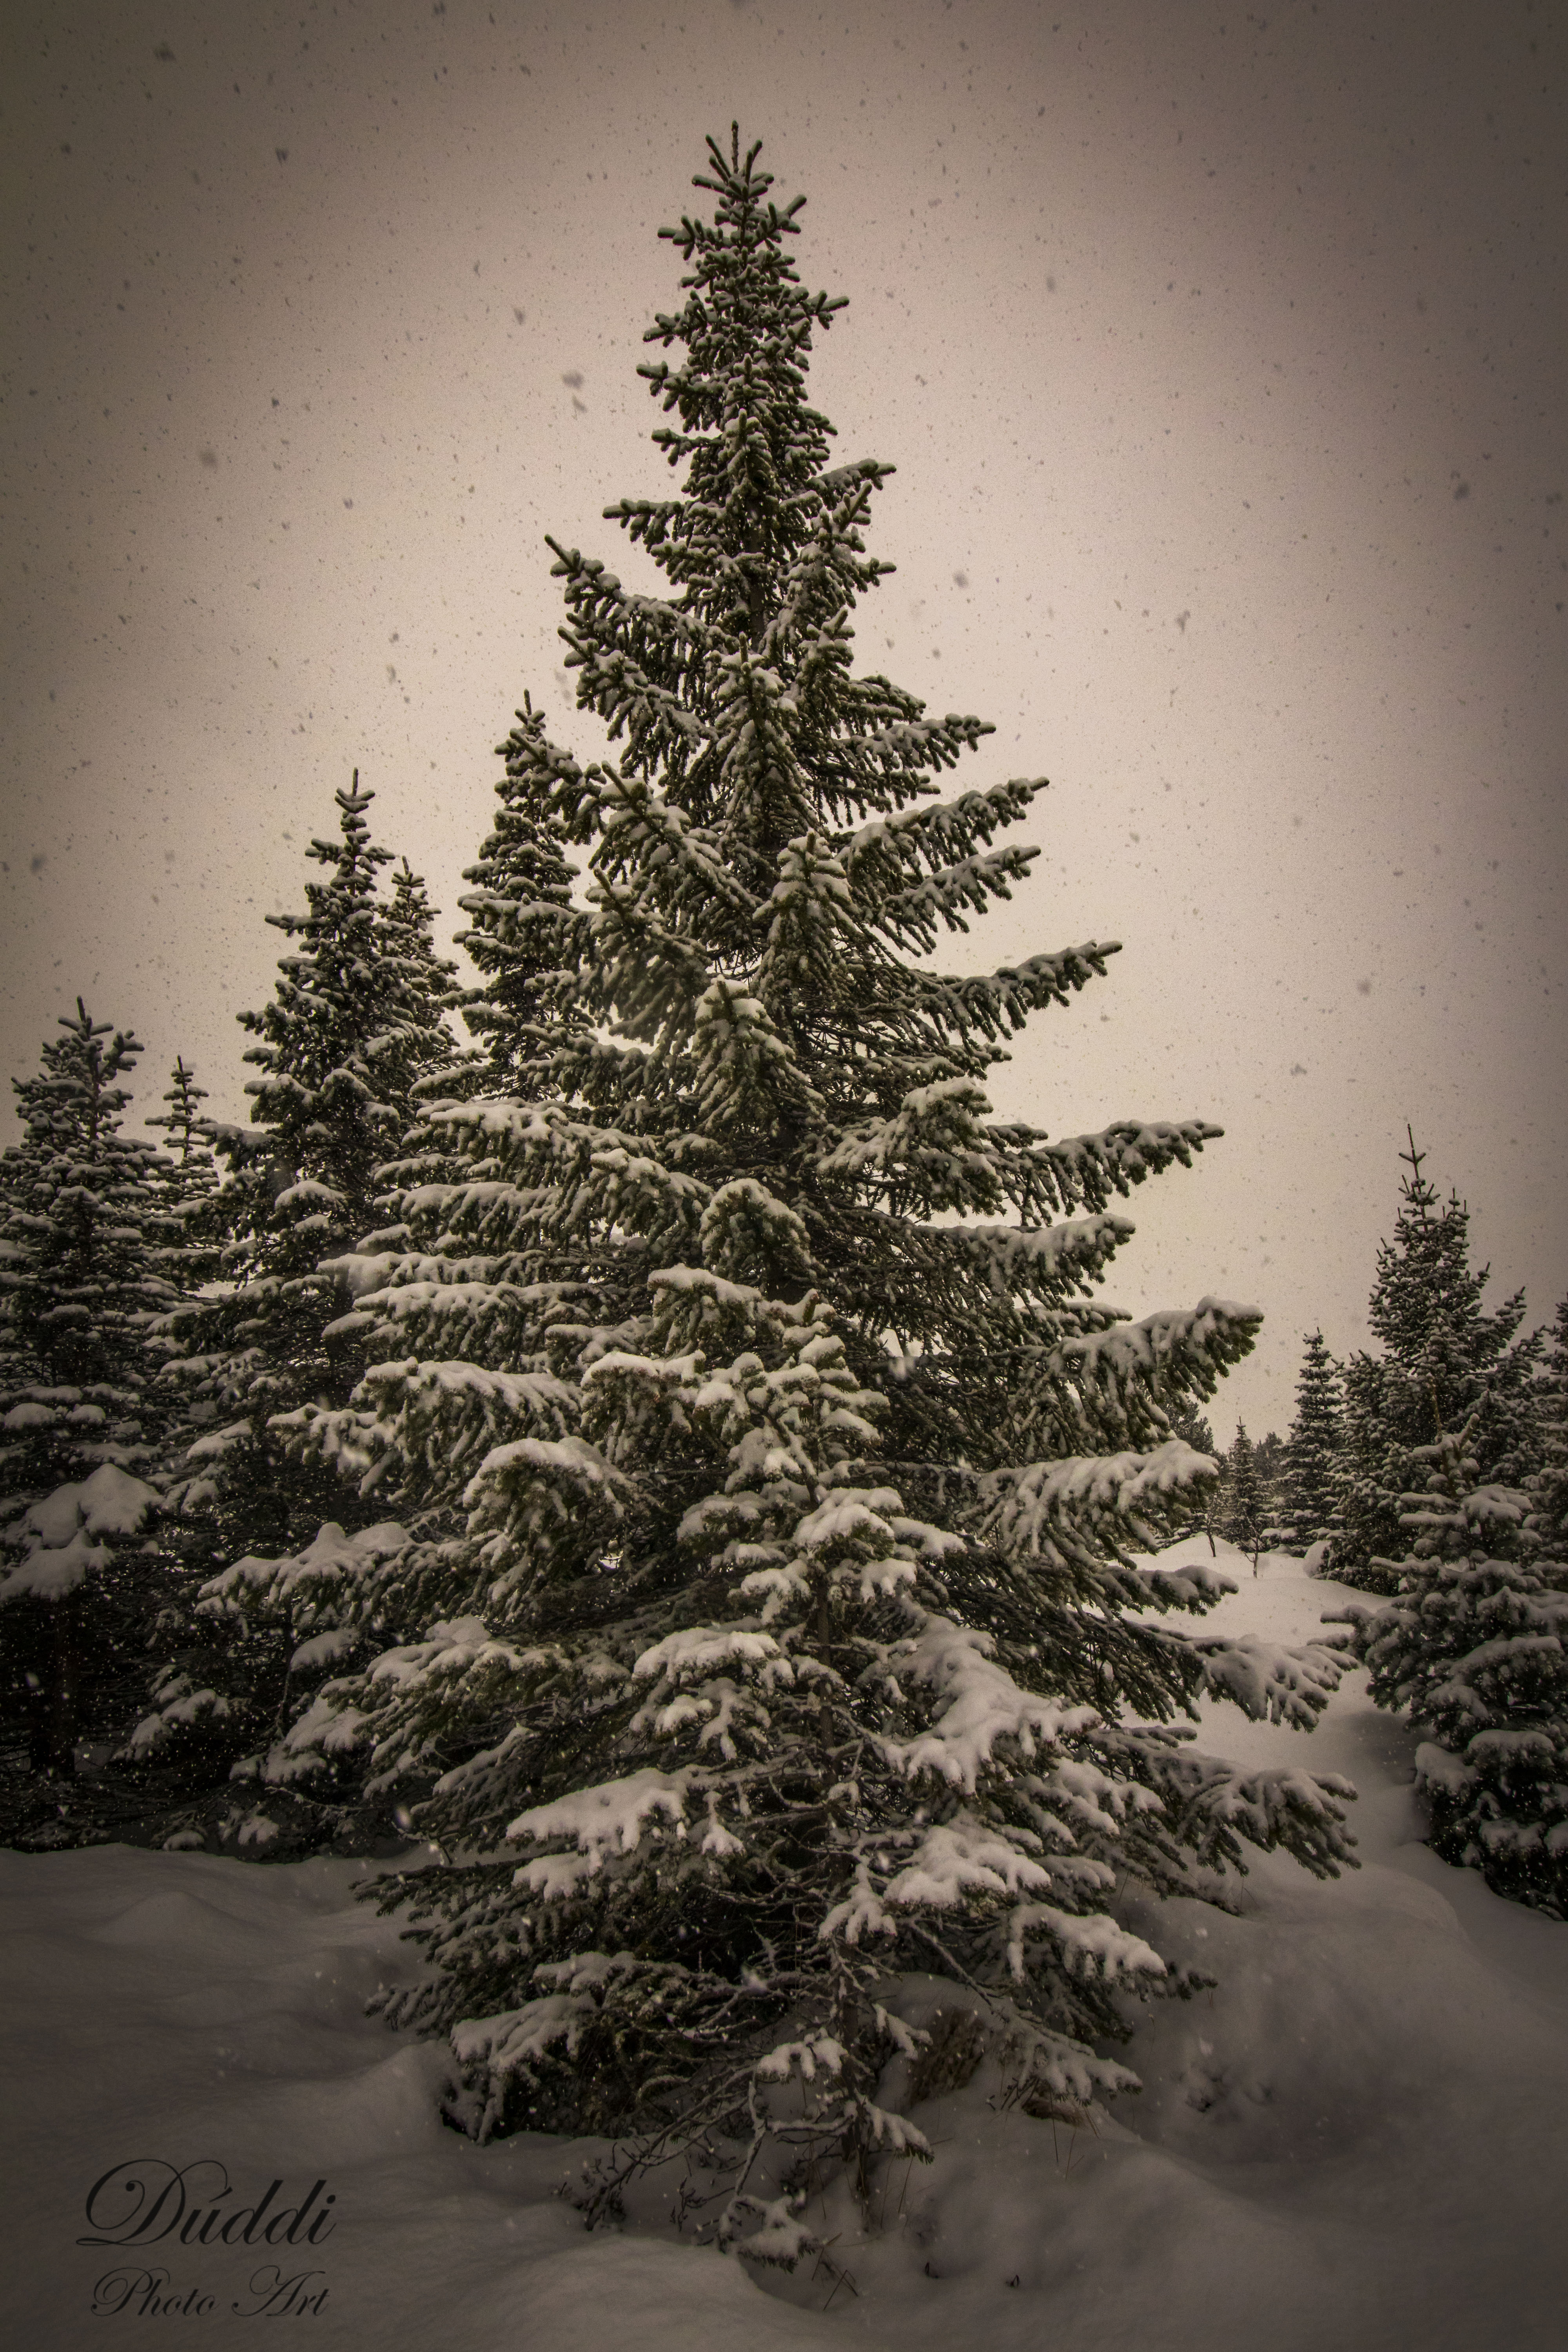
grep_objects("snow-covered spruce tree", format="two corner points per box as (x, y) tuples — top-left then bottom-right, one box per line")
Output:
(282, 131), (1355, 2247)
(1222, 1423), (1266, 1567)
(1167, 1406), (1223, 1553)
(130, 779), (459, 1829)
(1331, 1408), (1568, 1915)
(0, 1007), (180, 1810)
(142, 1057), (224, 1356)
(1276, 1329), (1343, 1563)
(1525, 1297), (1568, 1562)
(441, 695), (594, 1100)
(1336, 1137), (1540, 1593)
(255, 702), (610, 1576)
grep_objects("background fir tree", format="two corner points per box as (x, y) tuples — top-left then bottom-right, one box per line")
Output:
(1276, 1330), (1343, 1564)
(1526, 1297), (1568, 1561)
(1167, 1406), (1223, 1552)
(0, 1006), (181, 1834)
(1336, 1135), (1541, 1593)
(130, 779), (459, 1835)
(262, 131), (1355, 2243)
(1332, 1405), (1568, 1916)
(1250, 1428), (1287, 1545)
(230, 702), (609, 1604)
(143, 1057), (223, 1364)
(1223, 1423), (1266, 1568)
(445, 695), (594, 1099)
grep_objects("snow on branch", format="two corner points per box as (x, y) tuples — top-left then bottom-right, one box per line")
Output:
(980, 1439), (1220, 1561)
(199, 1520), (412, 1619)
(945, 1214), (1134, 1301)
(0, 1462), (162, 1602)
(1136, 1557), (1237, 1612)
(928, 942), (1120, 1038)
(1152, 1748), (1358, 1878)
(1026, 1118), (1225, 1215)
(880, 1613), (1100, 1790)
(1003, 1902), (1167, 1986)
(1050, 1298), (1263, 1403)
(507, 1766), (692, 1898)
(1174, 1630), (1347, 1728)
(844, 777), (1043, 882)
(756, 2032), (848, 2083)
(880, 1811), (1055, 1909)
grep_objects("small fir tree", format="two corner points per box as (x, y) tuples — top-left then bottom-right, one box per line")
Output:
(1168, 1408), (1223, 1553)
(143, 1057), (223, 1337)
(131, 780), (459, 1829)
(1336, 1135), (1540, 1592)
(0, 1006), (179, 1809)
(1277, 1330), (1343, 1564)
(264, 132), (1356, 2245)
(445, 699), (594, 1099)
(1223, 1423), (1266, 1570)
(1332, 1405), (1568, 1916)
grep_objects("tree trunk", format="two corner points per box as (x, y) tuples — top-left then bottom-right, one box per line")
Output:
(42, 1595), (80, 1777)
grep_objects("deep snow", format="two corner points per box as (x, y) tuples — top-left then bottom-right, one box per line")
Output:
(4, 1544), (1564, 2350)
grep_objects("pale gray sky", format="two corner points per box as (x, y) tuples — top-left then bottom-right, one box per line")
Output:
(3, 0), (1564, 1438)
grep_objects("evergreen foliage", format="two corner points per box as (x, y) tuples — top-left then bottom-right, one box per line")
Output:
(446, 704), (592, 1098)
(1223, 1423), (1265, 1566)
(1167, 1408), (1223, 1553)
(0, 1006), (179, 1797)
(143, 1057), (223, 1320)
(1170, 1409), (1217, 1458)
(266, 131), (1357, 2247)
(1528, 1298), (1568, 1561)
(130, 779), (459, 1824)
(1277, 1330), (1343, 1563)
(1335, 1136), (1540, 1593)
(1332, 1406), (1568, 1917)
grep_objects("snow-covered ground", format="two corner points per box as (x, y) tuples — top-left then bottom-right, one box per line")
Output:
(5, 1544), (1564, 2350)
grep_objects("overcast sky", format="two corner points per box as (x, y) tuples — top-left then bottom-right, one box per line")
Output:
(3, 0), (1564, 1439)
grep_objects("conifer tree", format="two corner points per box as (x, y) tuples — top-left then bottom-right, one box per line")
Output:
(1277, 1330), (1343, 1563)
(143, 1058), (223, 1326)
(1167, 1408), (1223, 1553)
(268, 132), (1355, 2242)
(1523, 1299), (1568, 1568)
(147, 1056), (218, 1192)
(0, 1006), (178, 1803)
(1251, 1429), (1287, 1543)
(1336, 1136), (1540, 1592)
(446, 699), (592, 1098)
(130, 780), (459, 1820)
(1224, 1423), (1266, 1568)
(1332, 1406), (1568, 1916)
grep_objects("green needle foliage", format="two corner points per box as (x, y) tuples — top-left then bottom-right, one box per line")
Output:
(1336, 1136), (1541, 1593)
(129, 779), (459, 1826)
(263, 131), (1357, 2255)
(1332, 1403), (1568, 1917)
(0, 1006), (180, 1793)
(1277, 1330), (1343, 1564)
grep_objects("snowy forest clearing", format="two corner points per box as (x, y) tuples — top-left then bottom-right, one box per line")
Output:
(6, 1543), (1562, 2352)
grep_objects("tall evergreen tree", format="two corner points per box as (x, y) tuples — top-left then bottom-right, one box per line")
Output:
(261, 132), (1354, 2244)
(130, 780), (459, 1823)
(1277, 1330), (1343, 1563)
(1336, 1136), (1540, 1592)
(0, 1006), (178, 1804)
